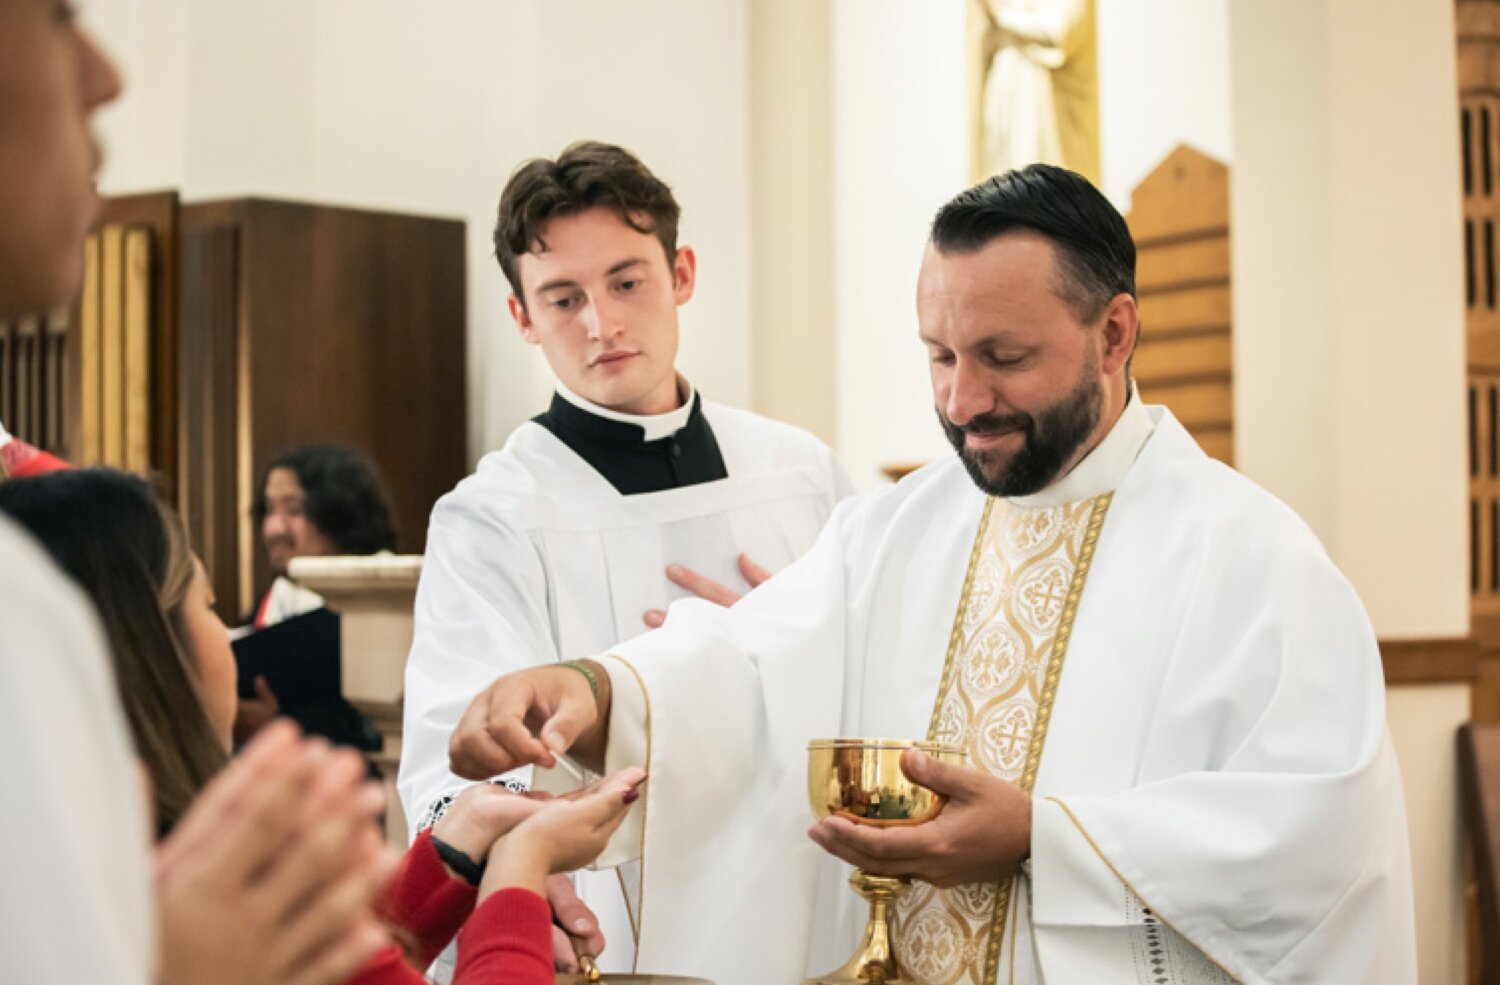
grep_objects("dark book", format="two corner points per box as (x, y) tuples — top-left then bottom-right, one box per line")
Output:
(232, 607), (341, 710)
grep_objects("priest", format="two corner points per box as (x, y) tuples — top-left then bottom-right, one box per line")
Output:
(446, 164), (1416, 984)
(398, 141), (852, 975)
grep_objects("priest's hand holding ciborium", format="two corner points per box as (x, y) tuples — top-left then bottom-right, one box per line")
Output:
(802, 739), (966, 985)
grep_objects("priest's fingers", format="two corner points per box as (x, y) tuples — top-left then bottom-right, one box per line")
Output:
(737, 552), (773, 588)
(807, 817), (931, 867)
(451, 680), (545, 777)
(665, 563), (740, 607)
(900, 747), (986, 800)
(547, 874), (605, 956)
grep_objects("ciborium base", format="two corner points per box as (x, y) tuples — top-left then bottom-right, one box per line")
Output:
(802, 870), (910, 985)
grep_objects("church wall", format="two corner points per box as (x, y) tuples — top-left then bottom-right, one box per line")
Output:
(829, 0), (970, 489)
(89, 0), (754, 466)
(1095, 0), (1233, 210)
(1387, 683), (1470, 985)
(1231, 1), (1469, 981)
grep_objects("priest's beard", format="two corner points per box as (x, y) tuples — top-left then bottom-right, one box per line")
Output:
(939, 362), (1103, 498)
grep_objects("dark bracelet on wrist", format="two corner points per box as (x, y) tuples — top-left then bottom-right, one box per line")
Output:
(430, 833), (487, 886)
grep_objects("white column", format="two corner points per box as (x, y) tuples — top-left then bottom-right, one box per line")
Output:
(1230, 3), (1468, 983)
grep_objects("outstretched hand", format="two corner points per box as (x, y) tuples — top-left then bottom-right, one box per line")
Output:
(807, 748), (1030, 888)
(643, 552), (772, 628)
(449, 662), (610, 779)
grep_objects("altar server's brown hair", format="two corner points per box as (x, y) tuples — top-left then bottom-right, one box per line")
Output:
(494, 140), (682, 308)
(0, 468), (226, 834)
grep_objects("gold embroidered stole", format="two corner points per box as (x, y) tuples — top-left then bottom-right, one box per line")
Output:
(892, 493), (1113, 985)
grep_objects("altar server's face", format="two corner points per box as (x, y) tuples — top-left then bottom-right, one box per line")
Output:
(0, 0), (121, 318)
(919, 231), (1136, 497)
(509, 207), (695, 416)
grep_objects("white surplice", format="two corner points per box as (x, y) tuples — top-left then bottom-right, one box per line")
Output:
(0, 517), (154, 983)
(398, 397), (851, 973)
(592, 399), (1415, 985)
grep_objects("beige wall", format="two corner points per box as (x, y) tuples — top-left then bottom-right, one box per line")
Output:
(1230, 1), (1469, 982)
(749, 0), (837, 447)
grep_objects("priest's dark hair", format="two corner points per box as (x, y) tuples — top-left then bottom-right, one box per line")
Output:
(930, 163), (1136, 323)
(252, 443), (397, 556)
(494, 140), (682, 308)
(0, 468), (227, 835)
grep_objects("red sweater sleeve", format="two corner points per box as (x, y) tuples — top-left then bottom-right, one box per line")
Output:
(343, 830), (479, 985)
(452, 888), (554, 985)
(1, 439), (70, 478)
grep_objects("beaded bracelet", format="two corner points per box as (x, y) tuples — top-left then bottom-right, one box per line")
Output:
(558, 659), (600, 701)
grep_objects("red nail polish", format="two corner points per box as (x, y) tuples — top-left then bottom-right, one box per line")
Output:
(623, 787), (641, 805)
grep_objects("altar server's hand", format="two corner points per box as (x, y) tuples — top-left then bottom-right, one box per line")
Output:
(806, 748), (1031, 888)
(547, 874), (606, 972)
(643, 552), (772, 628)
(450, 663), (611, 779)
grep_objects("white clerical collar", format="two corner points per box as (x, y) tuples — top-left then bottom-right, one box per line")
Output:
(1008, 383), (1156, 509)
(554, 376), (696, 442)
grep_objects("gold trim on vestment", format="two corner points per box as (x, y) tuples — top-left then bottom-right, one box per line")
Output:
(605, 654), (652, 973)
(926, 497), (996, 741)
(1045, 797), (1243, 984)
(918, 492), (1115, 984)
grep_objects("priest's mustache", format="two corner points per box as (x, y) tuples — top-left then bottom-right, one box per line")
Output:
(954, 412), (1032, 437)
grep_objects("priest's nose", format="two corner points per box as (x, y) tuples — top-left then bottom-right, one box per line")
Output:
(943, 358), (996, 427)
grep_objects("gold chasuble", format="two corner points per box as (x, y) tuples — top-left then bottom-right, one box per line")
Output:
(893, 492), (1112, 985)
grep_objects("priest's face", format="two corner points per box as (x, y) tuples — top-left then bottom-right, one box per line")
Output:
(919, 231), (1131, 497)
(509, 206), (696, 416)
(0, 0), (121, 319)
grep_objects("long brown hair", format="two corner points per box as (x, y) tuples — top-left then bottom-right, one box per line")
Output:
(0, 468), (228, 834)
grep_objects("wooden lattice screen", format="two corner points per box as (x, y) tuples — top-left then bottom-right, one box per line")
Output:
(1126, 145), (1233, 464)
(1463, 0), (1500, 644)
(0, 223), (159, 473)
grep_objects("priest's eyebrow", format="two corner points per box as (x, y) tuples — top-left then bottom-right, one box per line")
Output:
(536, 258), (649, 295)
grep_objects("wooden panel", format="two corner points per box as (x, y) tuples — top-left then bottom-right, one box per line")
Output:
(1126, 145), (1229, 245)
(99, 225), (124, 465)
(1137, 284), (1231, 334)
(1192, 426), (1233, 465)
(79, 234), (101, 462)
(1139, 380), (1232, 429)
(1131, 332), (1231, 385)
(1136, 237), (1230, 293)
(123, 228), (153, 474)
(1381, 637), (1479, 684)
(1458, 723), (1500, 985)
(179, 222), (242, 622)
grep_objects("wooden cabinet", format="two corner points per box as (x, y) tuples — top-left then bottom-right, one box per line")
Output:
(2, 194), (467, 622)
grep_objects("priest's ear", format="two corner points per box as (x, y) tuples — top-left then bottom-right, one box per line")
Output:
(671, 246), (697, 306)
(1096, 292), (1140, 377)
(509, 293), (540, 345)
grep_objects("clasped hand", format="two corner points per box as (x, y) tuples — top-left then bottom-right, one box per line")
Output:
(807, 748), (1032, 888)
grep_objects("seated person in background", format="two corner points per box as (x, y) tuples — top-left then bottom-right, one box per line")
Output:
(238, 443), (398, 747)
(0, 466), (643, 985)
(251, 443), (398, 628)
(401, 141), (853, 974)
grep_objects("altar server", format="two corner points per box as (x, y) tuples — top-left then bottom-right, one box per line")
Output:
(398, 141), (852, 973)
(448, 165), (1416, 985)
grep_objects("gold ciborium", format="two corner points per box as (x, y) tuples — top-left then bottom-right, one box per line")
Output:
(804, 739), (966, 985)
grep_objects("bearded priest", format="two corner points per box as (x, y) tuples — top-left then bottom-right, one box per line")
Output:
(446, 164), (1416, 985)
